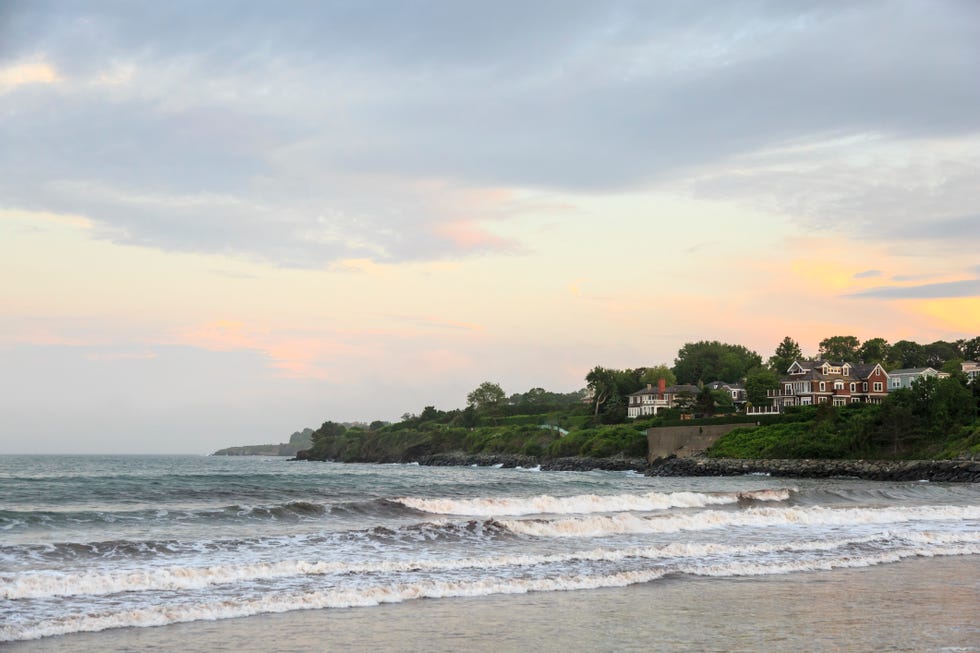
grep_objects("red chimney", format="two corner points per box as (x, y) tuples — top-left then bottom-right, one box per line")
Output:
(658, 378), (666, 395)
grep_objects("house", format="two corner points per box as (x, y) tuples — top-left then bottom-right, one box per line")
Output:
(627, 380), (700, 418)
(887, 367), (950, 391)
(768, 359), (890, 410)
(706, 381), (748, 407)
(963, 361), (980, 383)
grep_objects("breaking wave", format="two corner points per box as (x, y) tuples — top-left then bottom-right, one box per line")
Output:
(500, 504), (980, 538)
(395, 489), (793, 517)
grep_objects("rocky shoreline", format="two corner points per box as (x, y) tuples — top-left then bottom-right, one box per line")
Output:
(356, 451), (980, 482)
(646, 456), (980, 482)
(414, 452), (647, 472)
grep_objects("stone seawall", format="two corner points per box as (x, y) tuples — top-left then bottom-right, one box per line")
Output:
(646, 423), (753, 460)
(647, 457), (980, 482)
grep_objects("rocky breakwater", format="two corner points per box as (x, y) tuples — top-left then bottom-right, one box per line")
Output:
(647, 457), (980, 482)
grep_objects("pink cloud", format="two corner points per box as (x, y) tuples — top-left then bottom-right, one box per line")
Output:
(430, 219), (516, 252)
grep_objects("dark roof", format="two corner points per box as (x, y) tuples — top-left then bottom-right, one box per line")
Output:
(665, 384), (700, 394)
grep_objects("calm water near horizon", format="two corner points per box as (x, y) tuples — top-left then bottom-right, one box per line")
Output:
(1, 454), (978, 650)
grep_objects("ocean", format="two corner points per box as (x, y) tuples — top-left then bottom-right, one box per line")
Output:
(1, 455), (977, 651)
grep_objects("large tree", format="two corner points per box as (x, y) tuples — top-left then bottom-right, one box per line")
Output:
(466, 381), (506, 411)
(673, 340), (762, 384)
(745, 367), (780, 406)
(640, 364), (677, 387)
(857, 337), (890, 364)
(818, 335), (860, 362)
(924, 340), (960, 369)
(585, 366), (644, 418)
(767, 336), (802, 374)
(958, 336), (980, 361)
(888, 340), (927, 369)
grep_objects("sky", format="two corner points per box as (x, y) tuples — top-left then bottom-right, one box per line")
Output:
(1, 1), (979, 454)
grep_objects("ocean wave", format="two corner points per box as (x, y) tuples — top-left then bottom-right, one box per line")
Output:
(3, 542), (977, 642)
(0, 498), (415, 533)
(7, 530), (974, 601)
(499, 504), (980, 538)
(394, 489), (793, 517)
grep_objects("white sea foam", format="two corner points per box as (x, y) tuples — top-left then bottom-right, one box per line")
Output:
(3, 544), (977, 643)
(395, 488), (792, 517)
(6, 530), (976, 601)
(500, 504), (980, 537)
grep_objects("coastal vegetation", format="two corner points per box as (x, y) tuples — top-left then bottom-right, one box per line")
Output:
(293, 335), (980, 464)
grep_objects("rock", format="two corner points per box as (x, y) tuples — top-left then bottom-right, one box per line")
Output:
(645, 457), (980, 482)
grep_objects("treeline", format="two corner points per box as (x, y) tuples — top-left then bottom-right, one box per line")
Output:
(301, 334), (980, 463)
(586, 335), (980, 424)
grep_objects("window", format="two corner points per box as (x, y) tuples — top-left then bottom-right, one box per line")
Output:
(834, 381), (844, 390)
(819, 382), (826, 391)
(850, 383), (856, 392)
(873, 382), (883, 392)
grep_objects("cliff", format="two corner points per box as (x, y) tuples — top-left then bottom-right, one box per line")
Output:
(212, 428), (314, 457)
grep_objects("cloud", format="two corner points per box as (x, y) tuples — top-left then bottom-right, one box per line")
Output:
(853, 269), (883, 279)
(845, 278), (980, 299)
(1, 2), (978, 266)
(0, 60), (62, 92)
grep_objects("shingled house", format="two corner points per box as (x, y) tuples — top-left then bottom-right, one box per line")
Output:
(627, 380), (700, 418)
(768, 359), (890, 410)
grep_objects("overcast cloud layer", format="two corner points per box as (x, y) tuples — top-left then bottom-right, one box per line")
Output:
(2, 2), (979, 453)
(3, 0), (979, 267)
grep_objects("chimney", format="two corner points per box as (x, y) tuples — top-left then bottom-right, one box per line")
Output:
(658, 378), (666, 395)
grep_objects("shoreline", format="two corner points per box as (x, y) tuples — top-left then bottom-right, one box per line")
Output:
(300, 451), (980, 482)
(7, 555), (977, 652)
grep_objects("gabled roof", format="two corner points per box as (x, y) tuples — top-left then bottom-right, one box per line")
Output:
(888, 367), (939, 376)
(783, 360), (887, 382)
(850, 363), (887, 379)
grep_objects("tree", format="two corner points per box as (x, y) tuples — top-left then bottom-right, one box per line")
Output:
(315, 420), (347, 438)
(888, 340), (926, 369)
(640, 364), (677, 388)
(672, 389), (697, 415)
(818, 335), (860, 362)
(695, 386), (718, 416)
(673, 340), (763, 384)
(857, 337), (890, 364)
(924, 340), (960, 369)
(586, 366), (617, 417)
(467, 381), (506, 411)
(585, 366), (644, 417)
(767, 336), (802, 374)
(959, 336), (980, 361)
(745, 367), (780, 406)
(418, 405), (442, 422)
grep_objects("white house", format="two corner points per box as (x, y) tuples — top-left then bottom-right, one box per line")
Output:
(963, 361), (980, 383)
